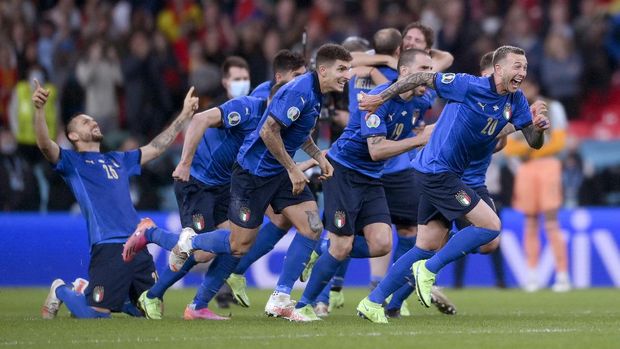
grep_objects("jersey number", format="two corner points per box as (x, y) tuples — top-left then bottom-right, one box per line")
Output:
(481, 118), (498, 136)
(103, 165), (118, 179)
(390, 123), (404, 140)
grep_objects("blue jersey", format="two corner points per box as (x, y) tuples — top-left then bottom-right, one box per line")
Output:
(191, 96), (266, 186)
(53, 149), (142, 248)
(384, 89), (437, 175)
(461, 139), (497, 188)
(237, 72), (322, 177)
(329, 82), (432, 179)
(413, 73), (532, 175)
(250, 80), (274, 100)
(348, 66), (398, 118)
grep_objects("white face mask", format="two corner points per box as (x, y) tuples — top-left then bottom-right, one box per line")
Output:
(229, 80), (250, 98)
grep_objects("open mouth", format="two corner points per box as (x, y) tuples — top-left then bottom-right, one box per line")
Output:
(510, 77), (523, 90)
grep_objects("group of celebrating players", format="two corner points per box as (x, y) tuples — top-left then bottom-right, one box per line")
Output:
(37, 21), (550, 323)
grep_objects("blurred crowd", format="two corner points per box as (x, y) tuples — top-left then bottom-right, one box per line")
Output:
(1, 0), (619, 212)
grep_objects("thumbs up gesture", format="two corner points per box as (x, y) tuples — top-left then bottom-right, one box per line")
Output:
(31, 79), (50, 109)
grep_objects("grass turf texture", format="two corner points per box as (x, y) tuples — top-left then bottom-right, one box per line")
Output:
(0, 288), (618, 349)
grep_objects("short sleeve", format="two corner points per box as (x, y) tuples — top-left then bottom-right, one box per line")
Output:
(111, 150), (142, 176)
(434, 73), (472, 103)
(52, 148), (75, 175)
(266, 89), (306, 128)
(219, 97), (250, 129)
(361, 102), (389, 138)
(510, 92), (533, 130)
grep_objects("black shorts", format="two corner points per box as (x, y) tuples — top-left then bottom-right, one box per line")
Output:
(415, 170), (481, 226)
(382, 169), (419, 226)
(455, 185), (496, 230)
(323, 157), (391, 236)
(174, 176), (230, 233)
(85, 243), (156, 312)
(228, 163), (315, 229)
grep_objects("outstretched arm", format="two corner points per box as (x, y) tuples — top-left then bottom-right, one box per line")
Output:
(359, 72), (436, 112)
(32, 79), (60, 164)
(172, 107), (223, 181)
(367, 125), (434, 161)
(140, 87), (198, 165)
(350, 52), (398, 70)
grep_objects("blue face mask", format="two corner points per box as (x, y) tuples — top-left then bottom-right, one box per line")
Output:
(230, 80), (250, 98)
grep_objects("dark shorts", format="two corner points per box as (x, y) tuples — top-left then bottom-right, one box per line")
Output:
(323, 157), (391, 236)
(382, 169), (419, 226)
(455, 185), (496, 230)
(174, 176), (230, 233)
(415, 170), (481, 226)
(228, 163), (315, 229)
(85, 243), (156, 312)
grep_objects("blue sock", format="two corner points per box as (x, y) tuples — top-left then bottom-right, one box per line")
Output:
(296, 252), (342, 308)
(315, 280), (332, 304)
(234, 222), (287, 274)
(122, 299), (143, 317)
(368, 246), (434, 304)
(386, 278), (415, 310)
(275, 234), (317, 294)
(191, 229), (231, 254)
(425, 226), (500, 273)
(350, 235), (371, 258)
(315, 237), (329, 255)
(394, 235), (417, 262)
(147, 254), (197, 299)
(145, 227), (179, 251)
(56, 286), (110, 318)
(331, 258), (349, 290)
(193, 254), (240, 309)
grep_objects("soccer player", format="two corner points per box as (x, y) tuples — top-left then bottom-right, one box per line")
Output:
(357, 45), (550, 323)
(292, 48), (434, 322)
(168, 44), (352, 322)
(36, 80), (198, 319)
(401, 22), (454, 71)
(250, 49), (306, 99)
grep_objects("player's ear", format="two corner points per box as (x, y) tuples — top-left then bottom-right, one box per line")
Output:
(318, 64), (328, 77)
(68, 131), (79, 143)
(274, 71), (283, 83)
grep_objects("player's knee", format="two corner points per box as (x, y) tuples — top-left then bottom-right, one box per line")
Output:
(329, 239), (352, 260)
(479, 236), (500, 254)
(193, 250), (215, 263)
(269, 215), (293, 230)
(229, 238), (253, 256)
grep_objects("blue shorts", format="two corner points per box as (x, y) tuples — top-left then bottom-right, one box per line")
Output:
(382, 169), (419, 226)
(174, 176), (230, 233)
(455, 185), (496, 230)
(228, 163), (315, 229)
(323, 157), (391, 236)
(86, 243), (156, 312)
(415, 170), (481, 226)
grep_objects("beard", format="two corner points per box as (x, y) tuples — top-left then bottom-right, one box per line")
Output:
(92, 133), (104, 142)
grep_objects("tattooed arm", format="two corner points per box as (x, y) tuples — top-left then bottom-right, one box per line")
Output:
(520, 124), (545, 150)
(301, 136), (333, 180)
(359, 72), (437, 112)
(140, 87), (198, 165)
(367, 125), (433, 161)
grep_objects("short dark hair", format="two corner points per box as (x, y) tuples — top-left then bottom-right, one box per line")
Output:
(492, 45), (526, 66)
(272, 50), (306, 74)
(479, 51), (494, 72)
(315, 44), (352, 68)
(397, 48), (429, 71)
(402, 22), (434, 49)
(65, 113), (84, 144)
(373, 28), (402, 55)
(341, 36), (370, 52)
(269, 81), (286, 99)
(221, 56), (249, 78)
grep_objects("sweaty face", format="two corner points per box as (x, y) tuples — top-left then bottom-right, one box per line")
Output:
(497, 53), (527, 94)
(402, 28), (428, 51)
(322, 59), (352, 93)
(69, 115), (103, 143)
(278, 66), (307, 84)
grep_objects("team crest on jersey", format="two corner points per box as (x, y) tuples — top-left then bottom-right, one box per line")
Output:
(93, 286), (104, 303)
(227, 111), (241, 126)
(334, 210), (346, 229)
(412, 110), (420, 125)
(239, 206), (251, 223)
(287, 106), (300, 121)
(441, 73), (456, 84)
(455, 190), (471, 207)
(365, 114), (381, 128)
(503, 103), (512, 120)
(192, 213), (205, 231)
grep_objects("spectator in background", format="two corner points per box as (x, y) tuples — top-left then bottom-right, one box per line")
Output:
(0, 43), (18, 126)
(36, 19), (56, 81)
(563, 148), (584, 208)
(76, 39), (123, 133)
(0, 128), (39, 211)
(208, 56), (251, 108)
(187, 41), (220, 109)
(504, 77), (570, 293)
(540, 31), (583, 118)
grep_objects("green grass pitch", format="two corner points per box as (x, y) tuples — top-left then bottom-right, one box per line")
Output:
(0, 288), (618, 349)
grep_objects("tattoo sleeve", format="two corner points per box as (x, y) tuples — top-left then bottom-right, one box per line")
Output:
(368, 136), (385, 145)
(260, 116), (297, 171)
(521, 124), (545, 149)
(379, 72), (436, 103)
(301, 135), (321, 160)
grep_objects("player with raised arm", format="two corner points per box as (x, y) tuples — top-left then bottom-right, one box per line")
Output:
(357, 46), (550, 323)
(37, 80), (198, 319)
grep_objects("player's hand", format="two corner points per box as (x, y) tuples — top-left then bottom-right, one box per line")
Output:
(182, 86), (199, 115)
(531, 100), (550, 131)
(296, 158), (319, 172)
(533, 113), (550, 132)
(31, 79), (49, 109)
(172, 163), (191, 182)
(418, 125), (434, 145)
(358, 92), (383, 113)
(317, 155), (333, 181)
(287, 166), (309, 196)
